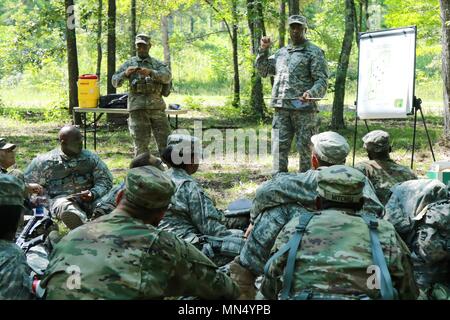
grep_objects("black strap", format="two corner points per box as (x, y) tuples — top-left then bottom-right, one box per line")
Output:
(361, 213), (397, 300)
(263, 212), (315, 300)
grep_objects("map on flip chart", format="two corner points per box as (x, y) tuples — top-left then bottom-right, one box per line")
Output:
(357, 27), (416, 119)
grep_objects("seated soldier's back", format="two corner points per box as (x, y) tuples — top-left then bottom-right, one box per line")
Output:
(42, 209), (191, 300)
(270, 208), (412, 299)
(355, 159), (417, 205)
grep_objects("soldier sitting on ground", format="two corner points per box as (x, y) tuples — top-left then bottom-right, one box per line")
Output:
(159, 134), (246, 266)
(0, 138), (43, 195)
(40, 166), (239, 300)
(261, 165), (419, 300)
(24, 125), (113, 230)
(355, 130), (417, 205)
(384, 179), (450, 300)
(0, 175), (34, 300)
(229, 131), (384, 299)
(92, 152), (165, 218)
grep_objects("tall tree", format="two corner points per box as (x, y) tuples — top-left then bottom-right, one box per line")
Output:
(247, 0), (266, 118)
(331, 0), (356, 129)
(204, 0), (241, 107)
(107, 0), (116, 94)
(161, 15), (171, 70)
(231, 0), (240, 107)
(65, 0), (81, 124)
(96, 0), (103, 77)
(278, 0), (286, 48)
(440, 0), (450, 138)
(288, 0), (299, 16)
(130, 0), (137, 56)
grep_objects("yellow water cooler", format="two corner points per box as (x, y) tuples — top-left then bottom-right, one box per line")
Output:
(78, 74), (100, 108)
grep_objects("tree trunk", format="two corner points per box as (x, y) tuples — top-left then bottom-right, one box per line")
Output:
(440, 0), (450, 138)
(331, 0), (356, 130)
(161, 15), (171, 70)
(130, 0), (136, 57)
(107, 0), (116, 94)
(278, 0), (286, 49)
(231, 0), (240, 107)
(288, 0), (299, 16)
(247, 0), (266, 119)
(190, 16), (195, 33)
(96, 0), (102, 77)
(65, 0), (81, 124)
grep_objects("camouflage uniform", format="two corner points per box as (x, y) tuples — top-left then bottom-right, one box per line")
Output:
(385, 179), (450, 299)
(256, 15), (328, 173)
(355, 130), (417, 205)
(158, 134), (245, 266)
(24, 148), (113, 225)
(159, 167), (244, 266)
(0, 175), (33, 300)
(0, 240), (33, 300)
(93, 155), (166, 217)
(112, 34), (172, 156)
(229, 132), (384, 299)
(261, 166), (418, 300)
(41, 166), (239, 300)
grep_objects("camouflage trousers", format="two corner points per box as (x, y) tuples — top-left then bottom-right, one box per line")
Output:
(128, 109), (171, 156)
(272, 109), (319, 173)
(50, 196), (91, 224)
(239, 205), (303, 276)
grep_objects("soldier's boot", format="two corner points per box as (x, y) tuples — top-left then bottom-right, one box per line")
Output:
(229, 257), (256, 300)
(60, 211), (84, 230)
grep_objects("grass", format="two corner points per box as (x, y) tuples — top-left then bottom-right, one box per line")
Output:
(1, 93), (448, 212)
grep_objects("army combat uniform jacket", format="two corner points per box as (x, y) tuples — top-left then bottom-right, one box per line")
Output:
(261, 209), (419, 300)
(24, 148), (113, 203)
(0, 240), (33, 300)
(112, 55), (171, 111)
(355, 159), (418, 205)
(239, 168), (384, 276)
(41, 209), (239, 299)
(256, 41), (328, 111)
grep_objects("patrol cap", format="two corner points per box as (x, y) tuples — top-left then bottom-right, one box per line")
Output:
(288, 15), (308, 27)
(124, 165), (175, 210)
(135, 33), (151, 45)
(311, 131), (350, 165)
(317, 165), (365, 204)
(362, 130), (390, 153)
(0, 138), (16, 151)
(0, 174), (25, 207)
(167, 134), (202, 154)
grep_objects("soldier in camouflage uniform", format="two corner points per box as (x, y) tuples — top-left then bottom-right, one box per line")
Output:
(159, 134), (245, 266)
(0, 138), (43, 195)
(0, 175), (34, 300)
(24, 126), (113, 230)
(256, 15), (328, 173)
(41, 166), (239, 300)
(112, 34), (172, 157)
(355, 130), (417, 205)
(92, 152), (165, 218)
(260, 165), (419, 300)
(229, 131), (384, 299)
(385, 179), (450, 300)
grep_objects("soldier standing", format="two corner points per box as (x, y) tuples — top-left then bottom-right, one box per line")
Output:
(256, 15), (329, 173)
(112, 33), (172, 157)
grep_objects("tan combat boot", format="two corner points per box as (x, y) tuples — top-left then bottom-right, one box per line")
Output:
(229, 257), (257, 300)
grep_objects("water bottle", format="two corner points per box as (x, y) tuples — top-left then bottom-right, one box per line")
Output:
(34, 205), (44, 218)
